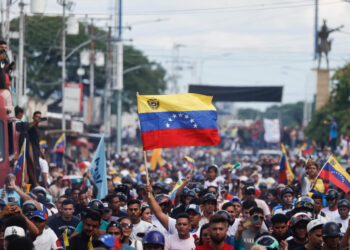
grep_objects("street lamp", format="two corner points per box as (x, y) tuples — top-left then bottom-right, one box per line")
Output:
(57, 0), (74, 131)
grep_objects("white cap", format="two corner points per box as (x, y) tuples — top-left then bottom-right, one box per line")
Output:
(307, 219), (323, 232)
(4, 226), (25, 238)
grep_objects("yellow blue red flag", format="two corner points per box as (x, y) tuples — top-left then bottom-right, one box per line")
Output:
(170, 179), (183, 202)
(137, 93), (221, 150)
(14, 139), (26, 187)
(319, 156), (350, 193)
(278, 144), (294, 184)
(184, 155), (195, 168)
(53, 134), (65, 153)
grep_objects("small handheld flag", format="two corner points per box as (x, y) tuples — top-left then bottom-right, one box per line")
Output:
(318, 156), (350, 193)
(14, 139), (26, 187)
(184, 155), (195, 168)
(62, 228), (69, 247)
(278, 144), (294, 185)
(170, 179), (183, 202)
(53, 134), (65, 153)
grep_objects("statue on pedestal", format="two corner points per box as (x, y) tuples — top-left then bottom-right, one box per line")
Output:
(318, 20), (343, 69)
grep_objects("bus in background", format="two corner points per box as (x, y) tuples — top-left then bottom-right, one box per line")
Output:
(0, 89), (18, 186)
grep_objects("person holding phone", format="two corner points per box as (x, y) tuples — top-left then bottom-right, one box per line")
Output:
(0, 174), (21, 206)
(127, 199), (153, 243)
(235, 207), (268, 250)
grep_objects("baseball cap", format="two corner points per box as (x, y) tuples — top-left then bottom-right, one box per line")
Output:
(185, 204), (200, 214)
(230, 197), (242, 205)
(32, 210), (48, 221)
(245, 186), (256, 195)
(98, 234), (121, 248)
(4, 226), (25, 238)
(307, 219), (323, 233)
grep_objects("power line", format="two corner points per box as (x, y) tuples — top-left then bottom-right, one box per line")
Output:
(122, 0), (341, 16)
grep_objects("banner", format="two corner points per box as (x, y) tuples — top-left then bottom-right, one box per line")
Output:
(90, 136), (108, 200)
(263, 119), (280, 143)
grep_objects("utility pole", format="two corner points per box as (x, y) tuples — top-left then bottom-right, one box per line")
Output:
(114, 0), (123, 154)
(104, 26), (112, 157)
(5, 0), (10, 45)
(314, 0), (318, 60)
(61, 0), (67, 130)
(89, 18), (95, 124)
(1, 0), (4, 39)
(17, 0), (25, 102)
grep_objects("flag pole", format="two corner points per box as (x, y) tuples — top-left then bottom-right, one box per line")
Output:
(310, 156), (329, 190)
(136, 91), (150, 186)
(143, 151), (150, 185)
(22, 138), (26, 190)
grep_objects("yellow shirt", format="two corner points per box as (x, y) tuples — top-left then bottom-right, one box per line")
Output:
(308, 177), (325, 193)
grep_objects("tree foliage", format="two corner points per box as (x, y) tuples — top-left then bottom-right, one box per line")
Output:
(9, 15), (166, 111)
(238, 102), (303, 127)
(305, 63), (350, 143)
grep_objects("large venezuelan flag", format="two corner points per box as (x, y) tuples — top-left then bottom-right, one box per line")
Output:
(319, 156), (350, 193)
(137, 93), (221, 150)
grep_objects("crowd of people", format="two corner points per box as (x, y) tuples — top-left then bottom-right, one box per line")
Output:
(1, 135), (350, 250)
(2, 35), (350, 249)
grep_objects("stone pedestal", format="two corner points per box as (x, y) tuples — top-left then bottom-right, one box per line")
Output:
(315, 68), (330, 111)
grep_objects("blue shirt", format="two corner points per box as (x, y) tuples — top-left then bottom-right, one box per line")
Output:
(330, 122), (338, 139)
(0, 189), (21, 206)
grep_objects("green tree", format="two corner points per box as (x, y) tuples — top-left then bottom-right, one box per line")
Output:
(237, 108), (261, 120)
(305, 63), (350, 143)
(237, 102), (303, 127)
(9, 15), (166, 110)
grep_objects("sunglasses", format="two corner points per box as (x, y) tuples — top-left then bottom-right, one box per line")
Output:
(208, 191), (217, 194)
(121, 223), (133, 229)
(109, 231), (121, 236)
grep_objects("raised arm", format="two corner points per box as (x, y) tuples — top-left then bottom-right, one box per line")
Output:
(145, 184), (169, 231)
(174, 173), (191, 206)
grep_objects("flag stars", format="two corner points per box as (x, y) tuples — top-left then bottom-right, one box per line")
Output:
(190, 119), (194, 123)
(185, 115), (189, 119)
(179, 113), (183, 117)
(194, 124), (198, 128)
(166, 123), (170, 128)
(168, 118), (173, 122)
(173, 114), (177, 118)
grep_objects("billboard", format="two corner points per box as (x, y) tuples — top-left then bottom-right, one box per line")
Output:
(63, 83), (83, 113)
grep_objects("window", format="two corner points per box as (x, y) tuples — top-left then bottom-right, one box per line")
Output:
(0, 120), (4, 162)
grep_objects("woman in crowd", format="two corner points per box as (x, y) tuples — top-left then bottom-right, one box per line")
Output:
(141, 204), (152, 223)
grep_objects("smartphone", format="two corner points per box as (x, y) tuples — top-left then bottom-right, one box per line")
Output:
(7, 197), (16, 205)
(40, 117), (48, 121)
(242, 215), (261, 228)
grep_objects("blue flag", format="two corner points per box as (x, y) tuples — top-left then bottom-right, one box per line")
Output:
(89, 136), (108, 200)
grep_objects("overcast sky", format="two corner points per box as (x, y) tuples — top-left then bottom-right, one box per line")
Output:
(13, 0), (350, 110)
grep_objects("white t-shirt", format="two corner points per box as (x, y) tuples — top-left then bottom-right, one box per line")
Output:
(39, 157), (49, 183)
(204, 176), (225, 188)
(321, 207), (339, 222)
(165, 233), (196, 250)
(151, 215), (177, 236)
(131, 219), (154, 241)
(334, 215), (349, 234)
(33, 227), (58, 250)
(228, 218), (241, 237)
